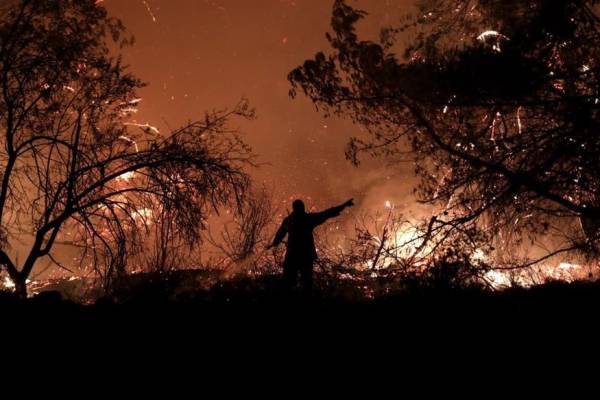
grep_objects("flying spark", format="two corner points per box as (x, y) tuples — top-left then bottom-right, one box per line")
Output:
(123, 98), (143, 105)
(117, 171), (136, 182)
(142, 0), (157, 23)
(477, 30), (509, 52)
(118, 135), (140, 152)
(124, 122), (160, 135)
(120, 107), (139, 116)
(477, 30), (507, 41)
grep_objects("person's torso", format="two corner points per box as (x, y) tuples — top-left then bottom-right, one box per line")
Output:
(285, 213), (317, 259)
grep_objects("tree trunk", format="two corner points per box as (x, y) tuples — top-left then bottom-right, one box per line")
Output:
(14, 275), (27, 300)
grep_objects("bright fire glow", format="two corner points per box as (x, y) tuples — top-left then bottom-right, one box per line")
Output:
(471, 248), (487, 262)
(133, 207), (153, 221)
(117, 171), (136, 181)
(484, 262), (585, 290)
(368, 225), (429, 270)
(393, 227), (425, 254)
(484, 270), (512, 289)
(2, 276), (15, 290)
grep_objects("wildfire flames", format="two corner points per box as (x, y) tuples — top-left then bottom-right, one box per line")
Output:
(358, 201), (594, 289)
(1, 0), (597, 303)
(1, 194), (594, 299)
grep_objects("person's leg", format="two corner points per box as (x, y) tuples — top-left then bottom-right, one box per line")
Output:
(283, 260), (298, 291)
(300, 260), (313, 295)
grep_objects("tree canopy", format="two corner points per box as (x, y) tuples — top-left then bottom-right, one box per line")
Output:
(289, 0), (600, 266)
(0, 0), (253, 297)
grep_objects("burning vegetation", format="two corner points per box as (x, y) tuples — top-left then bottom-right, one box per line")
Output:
(1, 0), (600, 305)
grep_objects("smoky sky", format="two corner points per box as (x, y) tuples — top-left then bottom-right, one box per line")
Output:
(104, 0), (417, 214)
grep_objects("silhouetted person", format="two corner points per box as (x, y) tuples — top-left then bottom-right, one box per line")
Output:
(268, 198), (354, 293)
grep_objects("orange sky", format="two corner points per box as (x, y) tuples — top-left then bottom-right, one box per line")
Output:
(105, 0), (416, 214)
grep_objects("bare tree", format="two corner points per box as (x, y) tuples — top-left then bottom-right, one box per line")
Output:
(141, 205), (191, 275)
(208, 186), (277, 276)
(314, 208), (491, 293)
(0, 0), (254, 297)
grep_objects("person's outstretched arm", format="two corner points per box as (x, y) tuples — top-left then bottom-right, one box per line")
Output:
(267, 217), (289, 249)
(311, 198), (354, 227)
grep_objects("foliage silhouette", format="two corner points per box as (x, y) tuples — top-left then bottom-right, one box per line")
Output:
(0, 0), (254, 297)
(289, 0), (600, 268)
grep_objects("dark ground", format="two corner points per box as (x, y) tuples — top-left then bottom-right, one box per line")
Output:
(3, 273), (599, 329)
(2, 275), (598, 379)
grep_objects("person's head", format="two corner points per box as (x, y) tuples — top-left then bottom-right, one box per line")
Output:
(292, 199), (305, 214)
